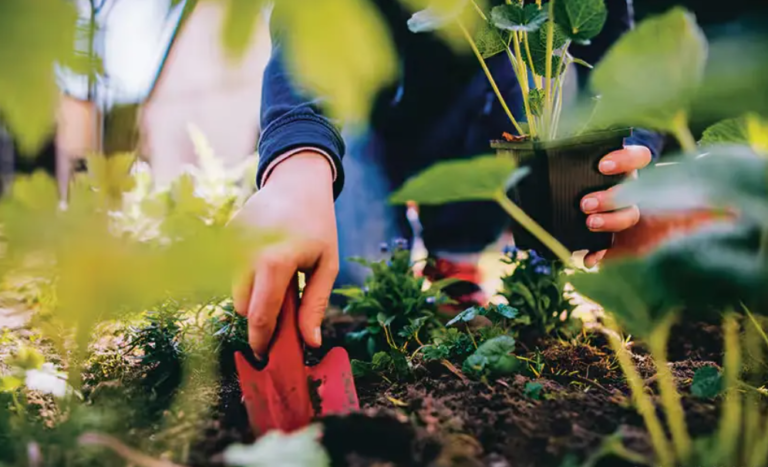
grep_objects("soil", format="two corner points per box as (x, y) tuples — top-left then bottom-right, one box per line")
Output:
(188, 320), (724, 467)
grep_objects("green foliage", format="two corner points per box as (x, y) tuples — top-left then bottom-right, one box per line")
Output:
(220, 0), (266, 59)
(553, 0), (607, 45)
(524, 23), (568, 77)
(691, 366), (722, 399)
(421, 327), (476, 362)
(272, 0), (397, 123)
(491, 3), (548, 33)
(616, 146), (768, 226)
(462, 335), (522, 379)
(223, 423), (330, 467)
(448, 303), (519, 326)
(590, 7), (707, 135)
(699, 113), (768, 154)
(389, 156), (518, 205)
(337, 241), (451, 359)
(528, 88), (546, 117)
(0, 0), (78, 154)
(351, 350), (410, 381)
(474, 20), (510, 59)
(403, 0), (485, 52)
(524, 381), (544, 400)
(499, 248), (577, 337)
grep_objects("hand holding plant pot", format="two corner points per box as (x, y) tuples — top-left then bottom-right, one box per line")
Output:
(580, 144), (652, 267)
(398, 0), (662, 264)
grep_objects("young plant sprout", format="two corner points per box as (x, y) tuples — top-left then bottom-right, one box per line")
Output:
(409, 0), (608, 141)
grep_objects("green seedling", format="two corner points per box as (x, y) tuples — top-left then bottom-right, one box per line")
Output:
(499, 246), (577, 337)
(336, 239), (454, 379)
(462, 335), (523, 379)
(408, 0), (608, 141)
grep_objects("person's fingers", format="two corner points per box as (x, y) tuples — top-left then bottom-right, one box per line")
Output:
(598, 145), (652, 175)
(233, 269), (254, 317)
(246, 252), (296, 357)
(586, 205), (641, 232)
(583, 250), (607, 269)
(581, 185), (633, 214)
(298, 253), (339, 348)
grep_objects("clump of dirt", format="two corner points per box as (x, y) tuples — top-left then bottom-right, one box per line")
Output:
(540, 341), (620, 383)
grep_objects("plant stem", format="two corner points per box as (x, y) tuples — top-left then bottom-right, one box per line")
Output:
(648, 314), (692, 463)
(717, 311), (742, 464)
(743, 319), (762, 464)
(513, 31), (537, 138)
(743, 302), (768, 348)
(469, 0), (487, 20)
(604, 317), (674, 467)
(549, 44), (570, 139)
(749, 415), (768, 467)
(459, 21), (524, 135)
(671, 110), (697, 153)
(495, 192), (572, 265)
(522, 32), (542, 91)
(543, 0), (555, 131)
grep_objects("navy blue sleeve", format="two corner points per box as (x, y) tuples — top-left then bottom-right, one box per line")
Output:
(572, 0), (665, 160)
(257, 20), (346, 198)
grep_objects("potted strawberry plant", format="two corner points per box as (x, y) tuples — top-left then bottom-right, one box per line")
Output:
(406, 0), (632, 254)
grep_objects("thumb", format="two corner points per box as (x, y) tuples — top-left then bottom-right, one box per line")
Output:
(298, 255), (339, 348)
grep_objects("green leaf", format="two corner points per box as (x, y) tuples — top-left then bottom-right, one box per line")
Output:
(491, 3), (548, 33)
(699, 113), (768, 154)
(528, 88), (545, 117)
(220, 0), (266, 59)
(0, 0), (78, 153)
(700, 118), (749, 147)
(223, 424), (330, 467)
(524, 381), (544, 400)
(390, 155), (516, 205)
(474, 20), (510, 59)
(463, 335), (520, 378)
(351, 359), (373, 377)
(524, 25), (567, 76)
(589, 7), (707, 133)
(569, 259), (672, 338)
(371, 351), (393, 370)
(447, 307), (478, 326)
(8, 346), (45, 371)
(406, 1), (464, 32)
(553, 0), (607, 44)
(0, 376), (23, 392)
(643, 222), (764, 311)
(691, 366), (722, 399)
(494, 304), (519, 320)
(570, 56), (593, 68)
(333, 286), (365, 299)
(274, 0), (398, 122)
(615, 146), (768, 226)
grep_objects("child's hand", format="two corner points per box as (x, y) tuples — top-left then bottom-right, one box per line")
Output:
(231, 152), (338, 357)
(579, 145), (653, 268)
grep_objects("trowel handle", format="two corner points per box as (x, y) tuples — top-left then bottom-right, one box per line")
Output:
(268, 274), (304, 360)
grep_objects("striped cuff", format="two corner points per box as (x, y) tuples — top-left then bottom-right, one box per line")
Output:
(260, 147), (338, 187)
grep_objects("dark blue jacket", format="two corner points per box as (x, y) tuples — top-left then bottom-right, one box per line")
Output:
(257, 0), (664, 199)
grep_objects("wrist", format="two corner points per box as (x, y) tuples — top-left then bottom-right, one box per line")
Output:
(266, 151), (334, 191)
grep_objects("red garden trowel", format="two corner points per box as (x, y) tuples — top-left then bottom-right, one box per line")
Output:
(234, 275), (359, 436)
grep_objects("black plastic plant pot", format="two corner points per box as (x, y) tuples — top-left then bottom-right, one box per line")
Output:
(491, 128), (633, 257)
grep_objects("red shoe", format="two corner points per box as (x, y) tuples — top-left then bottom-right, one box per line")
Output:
(422, 257), (488, 316)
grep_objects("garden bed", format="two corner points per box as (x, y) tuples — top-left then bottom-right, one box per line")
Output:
(181, 317), (724, 467)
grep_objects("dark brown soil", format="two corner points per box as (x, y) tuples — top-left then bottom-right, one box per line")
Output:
(189, 323), (723, 467)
